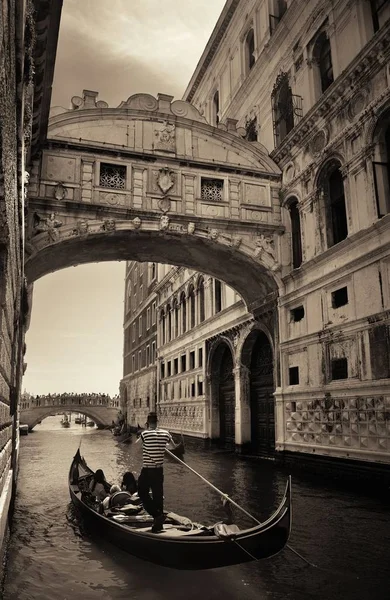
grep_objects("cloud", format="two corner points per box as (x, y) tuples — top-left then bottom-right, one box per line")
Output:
(52, 0), (225, 107)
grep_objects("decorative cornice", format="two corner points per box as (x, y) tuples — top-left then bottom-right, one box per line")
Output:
(183, 0), (241, 103)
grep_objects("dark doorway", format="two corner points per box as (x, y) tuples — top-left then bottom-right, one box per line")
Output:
(250, 333), (275, 455)
(218, 346), (235, 446)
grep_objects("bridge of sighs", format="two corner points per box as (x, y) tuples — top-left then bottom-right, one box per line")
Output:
(25, 91), (287, 312)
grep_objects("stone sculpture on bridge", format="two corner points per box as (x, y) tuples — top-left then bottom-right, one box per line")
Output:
(33, 212), (62, 242)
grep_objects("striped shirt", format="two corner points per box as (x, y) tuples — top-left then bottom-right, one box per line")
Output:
(140, 428), (173, 467)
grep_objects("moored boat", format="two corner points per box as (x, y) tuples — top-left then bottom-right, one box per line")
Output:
(19, 424), (29, 435)
(69, 450), (292, 570)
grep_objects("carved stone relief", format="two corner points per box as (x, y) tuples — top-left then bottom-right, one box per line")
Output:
(53, 182), (67, 201)
(158, 197), (171, 213)
(347, 89), (368, 121)
(187, 222), (196, 234)
(154, 121), (175, 152)
(310, 129), (328, 156)
(157, 167), (175, 194)
(208, 228), (219, 240)
(254, 235), (276, 261)
(33, 212), (62, 242)
(159, 215), (170, 231)
(101, 218), (116, 232)
(228, 236), (242, 248)
(72, 219), (89, 236)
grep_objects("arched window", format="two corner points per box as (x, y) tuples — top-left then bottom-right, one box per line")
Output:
(318, 35), (333, 93)
(288, 199), (302, 268)
(373, 118), (390, 218)
(160, 310), (166, 345)
(173, 298), (179, 338)
(167, 304), (172, 342)
(312, 31), (334, 97)
(214, 279), (222, 314)
(180, 291), (187, 334)
(149, 262), (156, 281)
(272, 73), (300, 146)
(245, 28), (255, 73)
(188, 285), (196, 329)
(212, 91), (220, 126)
(318, 161), (348, 247)
(198, 277), (205, 323)
(126, 282), (132, 312)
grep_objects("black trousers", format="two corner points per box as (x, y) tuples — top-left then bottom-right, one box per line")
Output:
(137, 467), (164, 519)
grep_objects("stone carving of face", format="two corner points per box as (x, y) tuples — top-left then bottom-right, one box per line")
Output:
(105, 218), (115, 231)
(209, 228), (219, 240)
(160, 215), (169, 230)
(187, 222), (195, 234)
(133, 217), (141, 229)
(78, 220), (89, 234)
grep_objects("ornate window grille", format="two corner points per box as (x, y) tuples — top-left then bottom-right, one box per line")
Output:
(272, 72), (303, 147)
(201, 178), (224, 202)
(99, 163), (126, 189)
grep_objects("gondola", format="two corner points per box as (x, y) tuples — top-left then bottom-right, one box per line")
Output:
(116, 431), (132, 444)
(69, 449), (292, 570)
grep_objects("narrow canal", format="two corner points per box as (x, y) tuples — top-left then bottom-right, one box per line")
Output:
(2, 417), (389, 600)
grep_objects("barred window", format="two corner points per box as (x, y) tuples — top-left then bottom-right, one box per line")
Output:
(201, 178), (224, 202)
(99, 163), (126, 189)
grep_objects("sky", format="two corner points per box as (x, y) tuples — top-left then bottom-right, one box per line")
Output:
(23, 0), (226, 396)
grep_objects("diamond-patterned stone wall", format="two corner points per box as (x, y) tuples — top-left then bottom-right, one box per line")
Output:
(285, 395), (390, 452)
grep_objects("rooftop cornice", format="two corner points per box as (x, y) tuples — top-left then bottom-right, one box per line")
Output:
(183, 0), (241, 103)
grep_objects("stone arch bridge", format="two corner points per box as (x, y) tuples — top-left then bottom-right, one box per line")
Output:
(20, 395), (120, 430)
(25, 91), (288, 314)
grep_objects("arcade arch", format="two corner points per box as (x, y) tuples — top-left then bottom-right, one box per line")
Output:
(206, 322), (276, 455)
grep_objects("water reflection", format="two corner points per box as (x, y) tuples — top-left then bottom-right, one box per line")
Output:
(2, 416), (390, 599)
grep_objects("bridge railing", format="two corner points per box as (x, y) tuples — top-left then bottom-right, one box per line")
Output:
(20, 394), (120, 410)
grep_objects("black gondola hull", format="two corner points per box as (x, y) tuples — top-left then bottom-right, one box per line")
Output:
(69, 452), (291, 570)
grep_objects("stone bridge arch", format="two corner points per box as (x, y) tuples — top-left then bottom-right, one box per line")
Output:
(21, 404), (119, 431)
(25, 91), (286, 313)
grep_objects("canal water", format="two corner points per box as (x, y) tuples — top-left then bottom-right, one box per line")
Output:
(2, 417), (390, 600)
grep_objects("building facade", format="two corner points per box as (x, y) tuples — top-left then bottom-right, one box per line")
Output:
(122, 0), (390, 469)
(121, 261), (158, 429)
(0, 0), (63, 570)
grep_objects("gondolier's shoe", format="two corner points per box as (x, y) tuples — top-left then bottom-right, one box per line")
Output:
(151, 514), (166, 533)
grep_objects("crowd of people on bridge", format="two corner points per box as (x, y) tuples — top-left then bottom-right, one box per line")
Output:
(21, 392), (120, 409)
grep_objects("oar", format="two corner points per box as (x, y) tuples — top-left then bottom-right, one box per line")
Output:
(165, 448), (261, 525)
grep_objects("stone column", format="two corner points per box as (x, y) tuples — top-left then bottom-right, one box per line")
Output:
(233, 364), (251, 447)
(204, 277), (213, 320)
(206, 373), (220, 439)
(194, 288), (199, 328)
(274, 387), (285, 451)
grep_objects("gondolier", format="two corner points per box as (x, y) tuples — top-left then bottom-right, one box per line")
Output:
(136, 411), (174, 533)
